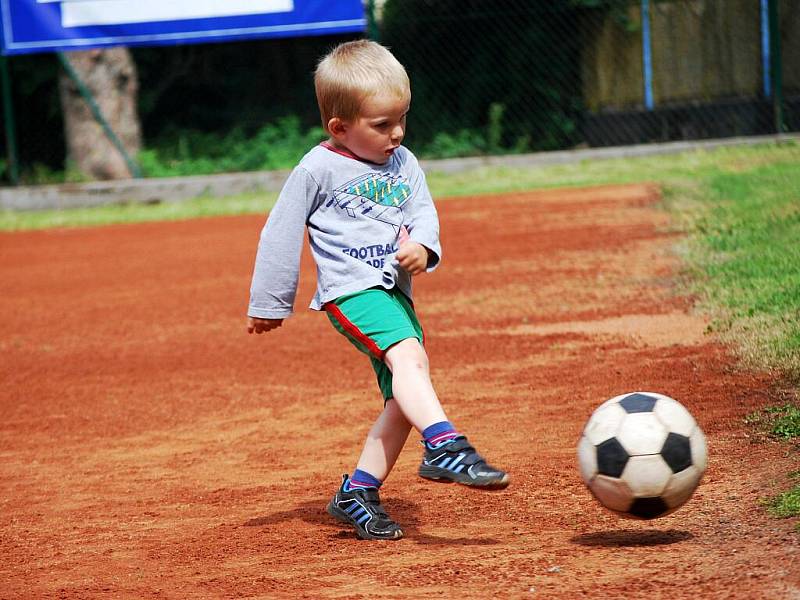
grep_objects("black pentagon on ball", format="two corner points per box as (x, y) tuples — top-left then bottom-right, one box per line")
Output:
(661, 432), (693, 473)
(629, 496), (669, 519)
(596, 437), (629, 478)
(619, 393), (658, 413)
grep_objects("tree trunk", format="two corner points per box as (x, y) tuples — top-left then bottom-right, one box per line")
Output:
(59, 48), (141, 180)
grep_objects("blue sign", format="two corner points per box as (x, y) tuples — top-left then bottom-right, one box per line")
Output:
(0, 0), (365, 55)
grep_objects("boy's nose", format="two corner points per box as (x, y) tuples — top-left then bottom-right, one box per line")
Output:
(391, 125), (404, 142)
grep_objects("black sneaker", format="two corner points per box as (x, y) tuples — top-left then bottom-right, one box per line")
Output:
(326, 475), (404, 540)
(418, 436), (510, 489)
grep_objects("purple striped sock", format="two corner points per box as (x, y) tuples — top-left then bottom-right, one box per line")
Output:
(423, 421), (461, 448)
(346, 469), (382, 490)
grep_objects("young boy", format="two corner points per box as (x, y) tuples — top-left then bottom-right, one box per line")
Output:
(247, 39), (509, 541)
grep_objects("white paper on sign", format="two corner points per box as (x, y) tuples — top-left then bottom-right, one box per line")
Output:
(50, 0), (295, 28)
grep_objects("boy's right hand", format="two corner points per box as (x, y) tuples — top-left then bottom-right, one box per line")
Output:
(247, 317), (284, 334)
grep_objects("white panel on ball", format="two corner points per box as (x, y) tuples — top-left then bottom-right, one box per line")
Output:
(589, 475), (633, 513)
(583, 402), (627, 445)
(620, 454), (673, 497)
(616, 413), (669, 455)
(661, 465), (702, 509)
(653, 397), (697, 437)
(690, 427), (708, 473)
(577, 436), (598, 484)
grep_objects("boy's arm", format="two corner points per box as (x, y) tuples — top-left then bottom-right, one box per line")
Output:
(401, 152), (441, 272)
(247, 166), (319, 323)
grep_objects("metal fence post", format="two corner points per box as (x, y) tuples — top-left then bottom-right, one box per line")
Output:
(760, 0), (771, 98)
(366, 0), (380, 41)
(0, 54), (20, 185)
(641, 0), (654, 111)
(768, 0), (785, 132)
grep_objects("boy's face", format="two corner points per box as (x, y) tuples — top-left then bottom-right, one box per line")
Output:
(330, 92), (410, 164)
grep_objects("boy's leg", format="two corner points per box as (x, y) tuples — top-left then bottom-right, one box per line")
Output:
(354, 398), (412, 481)
(382, 338), (446, 431)
(325, 288), (508, 493)
(384, 338), (510, 489)
(326, 400), (409, 541)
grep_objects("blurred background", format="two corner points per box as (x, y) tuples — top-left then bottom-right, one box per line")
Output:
(1, 0), (798, 185)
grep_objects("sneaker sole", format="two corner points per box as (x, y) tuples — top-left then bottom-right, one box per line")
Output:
(326, 500), (404, 541)
(418, 466), (511, 490)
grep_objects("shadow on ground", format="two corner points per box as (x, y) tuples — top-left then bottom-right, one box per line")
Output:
(245, 498), (500, 546)
(571, 529), (694, 547)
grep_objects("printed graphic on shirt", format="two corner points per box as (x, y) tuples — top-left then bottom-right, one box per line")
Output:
(340, 242), (398, 270)
(327, 172), (411, 235)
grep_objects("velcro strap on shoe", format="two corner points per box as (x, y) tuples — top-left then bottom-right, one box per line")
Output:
(362, 488), (381, 504)
(445, 437), (474, 453)
(359, 488), (390, 518)
(444, 437), (485, 466)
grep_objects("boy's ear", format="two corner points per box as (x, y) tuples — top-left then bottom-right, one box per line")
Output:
(327, 117), (348, 138)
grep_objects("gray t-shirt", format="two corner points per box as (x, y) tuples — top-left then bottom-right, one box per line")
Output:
(248, 143), (442, 319)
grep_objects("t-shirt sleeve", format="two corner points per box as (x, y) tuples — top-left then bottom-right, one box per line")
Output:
(248, 166), (319, 318)
(403, 152), (442, 271)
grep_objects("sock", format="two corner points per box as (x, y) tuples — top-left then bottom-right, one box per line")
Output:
(346, 469), (382, 490)
(422, 421), (461, 449)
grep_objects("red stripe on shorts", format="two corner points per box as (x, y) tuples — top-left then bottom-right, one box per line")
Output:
(323, 302), (386, 361)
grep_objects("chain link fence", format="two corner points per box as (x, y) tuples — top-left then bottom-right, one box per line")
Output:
(374, 0), (798, 157)
(1, 0), (797, 183)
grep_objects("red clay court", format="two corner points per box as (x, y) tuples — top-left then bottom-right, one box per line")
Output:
(1, 184), (798, 598)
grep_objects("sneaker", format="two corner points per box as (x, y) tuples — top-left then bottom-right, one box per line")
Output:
(419, 436), (510, 489)
(326, 475), (404, 540)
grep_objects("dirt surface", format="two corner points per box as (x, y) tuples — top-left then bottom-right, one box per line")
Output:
(1, 184), (798, 599)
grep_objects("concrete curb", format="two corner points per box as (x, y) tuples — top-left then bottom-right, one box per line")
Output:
(0, 169), (292, 211)
(2, 133), (798, 211)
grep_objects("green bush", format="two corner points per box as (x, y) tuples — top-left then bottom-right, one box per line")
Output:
(139, 116), (326, 177)
(419, 129), (486, 159)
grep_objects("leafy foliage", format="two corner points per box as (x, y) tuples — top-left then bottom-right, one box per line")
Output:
(137, 117), (326, 177)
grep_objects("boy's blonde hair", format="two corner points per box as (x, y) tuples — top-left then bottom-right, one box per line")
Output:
(315, 39), (410, 133)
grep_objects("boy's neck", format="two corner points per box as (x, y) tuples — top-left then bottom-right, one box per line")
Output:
(320, 140), (388, 165)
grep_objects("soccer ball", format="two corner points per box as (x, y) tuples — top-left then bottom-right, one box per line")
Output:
(577, 392), (707, 519)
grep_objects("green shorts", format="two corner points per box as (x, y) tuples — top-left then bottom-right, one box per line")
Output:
(323, 287), (424, 401)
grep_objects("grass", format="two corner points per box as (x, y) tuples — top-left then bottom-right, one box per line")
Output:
(746, 404), (800, 440)
(680, 160), (800, 379)
(764, 472), (800, 532)
(746, 402), (799, 527)
(0, 191), (276, 231)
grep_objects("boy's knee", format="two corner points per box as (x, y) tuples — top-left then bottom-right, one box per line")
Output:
(384, 337), (427, 372)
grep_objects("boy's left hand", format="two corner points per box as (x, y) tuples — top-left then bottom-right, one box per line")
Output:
(396, 240), (429, 275)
